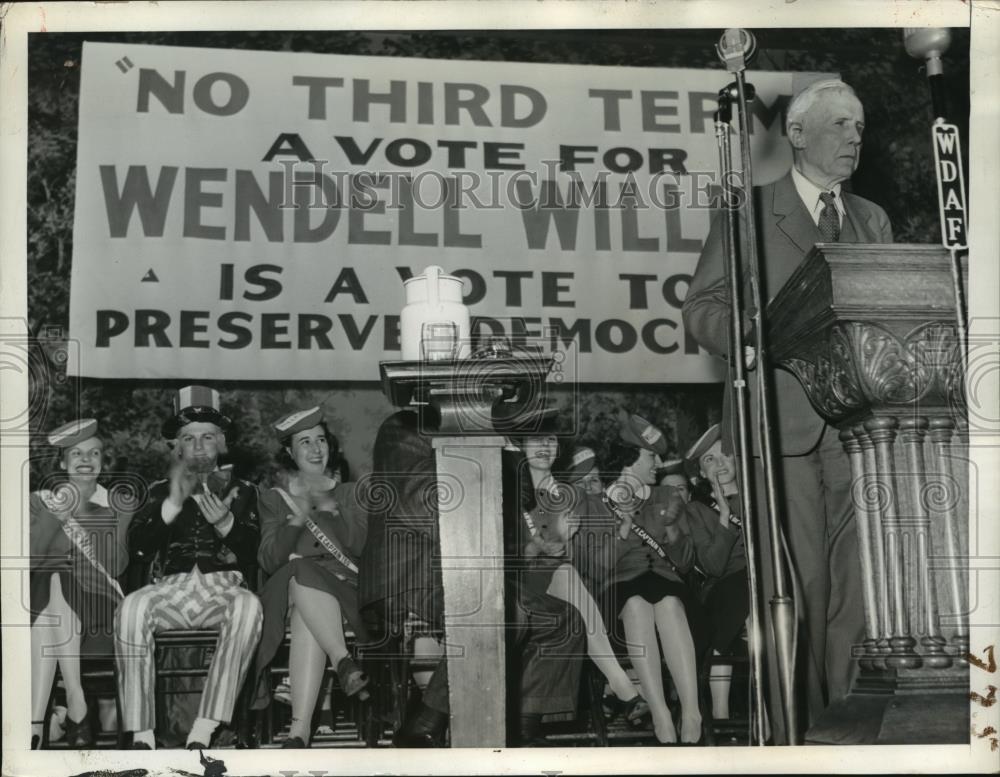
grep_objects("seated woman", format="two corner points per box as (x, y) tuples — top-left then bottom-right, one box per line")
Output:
(251, 407), (368, 748)
(682, 424), (750, 721)
(30, 419), (131, 749)
(361, 407), (592, 747)
(602, 414), (702, 745)
(505, 421), (648, 731)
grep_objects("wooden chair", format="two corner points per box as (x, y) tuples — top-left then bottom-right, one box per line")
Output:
(698, 637), (752, 746)
(39, 658), (121, 749)
(150, 628), (256, 748)
(358, 612), (611, 747)
(355, 612), (442, 747)
(254, 627), (375, 747)
(112, 554), (261, 748)
(42, 629), (257, 749)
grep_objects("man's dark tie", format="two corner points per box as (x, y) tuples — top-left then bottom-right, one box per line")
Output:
(818, 191), (841, 242)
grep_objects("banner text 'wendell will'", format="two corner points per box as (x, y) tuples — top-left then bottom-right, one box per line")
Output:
(70, 43), (812, 381)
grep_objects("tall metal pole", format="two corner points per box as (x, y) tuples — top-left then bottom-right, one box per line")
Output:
(905, 27), (968, 364)
(714, 85), (767, 747)
(716, 27), (800, 744)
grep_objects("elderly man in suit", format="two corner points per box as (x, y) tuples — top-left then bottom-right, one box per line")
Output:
(682, 79), (893, 742)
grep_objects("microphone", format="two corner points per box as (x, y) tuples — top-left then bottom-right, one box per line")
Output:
(716, 28), (756, 73)
(719, 82), (756, 104)
(904, 27), (952, 120)
(903, 27), (952, 77)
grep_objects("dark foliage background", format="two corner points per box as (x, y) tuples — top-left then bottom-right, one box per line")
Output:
(24, 28), (970, 486)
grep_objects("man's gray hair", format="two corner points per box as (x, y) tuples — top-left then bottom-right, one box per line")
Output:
(786, 79), (858, 132)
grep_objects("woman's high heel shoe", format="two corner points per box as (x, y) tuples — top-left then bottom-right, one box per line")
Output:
(602, 694), (652, 728)
(622, 695), (652, 728)
(335, 656), (370, 700)
(64, 710), (94, 748)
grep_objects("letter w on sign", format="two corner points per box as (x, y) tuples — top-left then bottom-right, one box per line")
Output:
(932, 122), (968, 250)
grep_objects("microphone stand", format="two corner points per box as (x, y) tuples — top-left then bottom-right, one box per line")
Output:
(715, 28), (799, 744)
(713, 85), (767, 747)
(904, 27), (968, 364)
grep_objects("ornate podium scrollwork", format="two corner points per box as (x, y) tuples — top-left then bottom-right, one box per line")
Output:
(768, 243), (969, 744)
(784, 321), (964, 425)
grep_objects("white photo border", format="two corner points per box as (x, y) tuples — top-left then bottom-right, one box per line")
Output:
(1, 1), (996, 775)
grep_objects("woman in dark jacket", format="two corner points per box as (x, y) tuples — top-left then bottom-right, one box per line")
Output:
(251, 407), (368, 748)
(682, 424), (750, 721)
(30, 419), (131, 748)
(603, 414), (702, 745)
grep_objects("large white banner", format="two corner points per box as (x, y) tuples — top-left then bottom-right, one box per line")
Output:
(69, 42), (823, 382)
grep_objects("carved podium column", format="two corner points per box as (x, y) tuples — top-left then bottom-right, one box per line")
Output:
(380, 356), (552, 747)
(767, 244), (969, 744)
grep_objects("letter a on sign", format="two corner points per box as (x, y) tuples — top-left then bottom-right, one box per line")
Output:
(932, 122), (968, 250)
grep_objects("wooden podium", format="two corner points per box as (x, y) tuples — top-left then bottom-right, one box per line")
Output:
(767, 243), (969, 744)
(379, 356), (552, 748)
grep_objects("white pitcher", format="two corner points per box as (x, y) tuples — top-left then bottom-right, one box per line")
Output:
(400, 265), (471, 361)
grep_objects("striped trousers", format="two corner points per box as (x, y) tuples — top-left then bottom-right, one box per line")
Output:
(114, 568), (263, 732)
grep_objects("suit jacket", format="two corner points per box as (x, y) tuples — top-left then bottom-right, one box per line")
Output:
(128, 468), (259, 581)
(683, 171), (893, 456)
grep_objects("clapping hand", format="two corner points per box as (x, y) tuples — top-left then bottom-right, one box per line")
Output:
(195, 489), (237, 525)
(563, 511), (581, 540)
(546, 509), (578, 542)
(661, 490), (685, 525)
(167, 448), (196, 508)
(527, 536), (566, 558)
(309, 491), (340, 516)
(710, 472), (732, 526)
(617, 509), (634, 540)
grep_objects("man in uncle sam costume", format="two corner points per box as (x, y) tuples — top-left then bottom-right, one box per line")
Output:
(115, 386), (262, 750)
